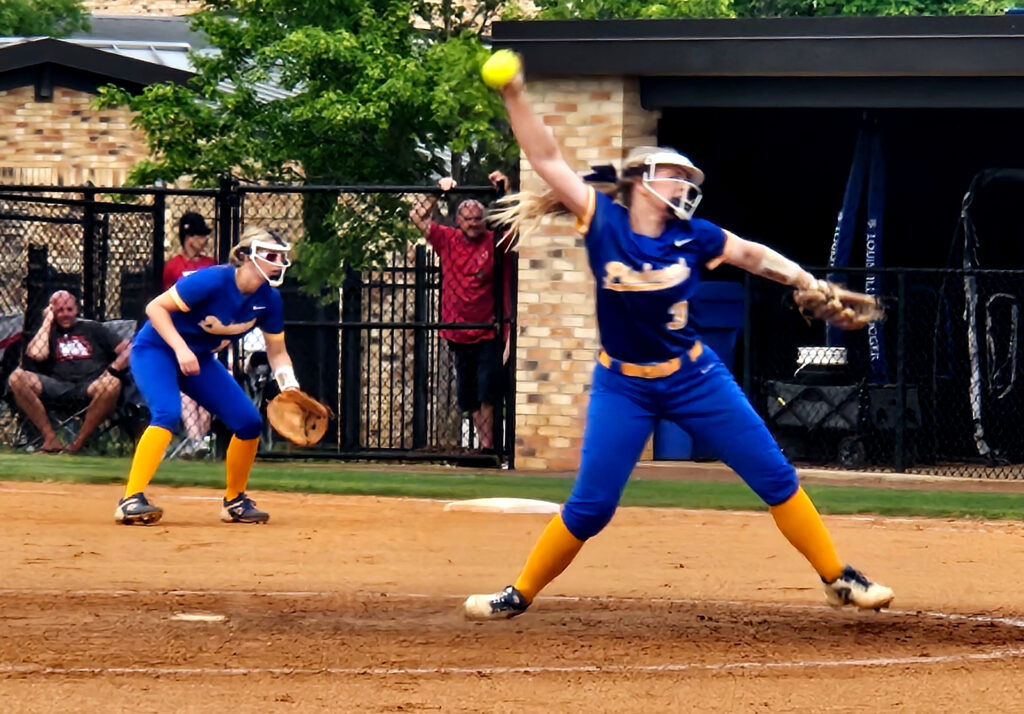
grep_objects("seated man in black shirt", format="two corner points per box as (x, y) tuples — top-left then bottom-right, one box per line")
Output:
(7, 291), (131, 453)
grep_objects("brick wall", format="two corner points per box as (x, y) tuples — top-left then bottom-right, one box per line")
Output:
(513, 77), (658, 471)
(82, 0), (200, 15)
(0, 86), (149, 187)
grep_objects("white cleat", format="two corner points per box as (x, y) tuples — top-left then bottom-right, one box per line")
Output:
(824, 566), (894, 610)
(463, 585), (530, 620)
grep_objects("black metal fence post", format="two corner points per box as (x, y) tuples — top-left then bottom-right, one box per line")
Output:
(895, 271), (907, 472)
(151, 187), (166, 301)
(492, 226), (506, 461)
(412, 245), (428, 449)
(504, 252), (519, 470)
(213, 174), (239, 460)
(215, 174), (238, 264)
(341, 267), (363, 450)
(81, 185), (96, 318)
(96, 213), (110, 320)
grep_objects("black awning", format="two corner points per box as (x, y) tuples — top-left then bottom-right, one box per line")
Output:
(492, 16), (1024, 79)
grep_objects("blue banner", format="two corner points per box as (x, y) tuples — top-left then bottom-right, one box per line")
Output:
(828, 124), (888, 382)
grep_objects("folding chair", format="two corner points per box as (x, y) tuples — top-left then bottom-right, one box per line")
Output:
(4, 318), (144, 455)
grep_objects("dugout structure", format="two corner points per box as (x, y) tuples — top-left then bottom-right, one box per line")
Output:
(492, 14), (1024, 477)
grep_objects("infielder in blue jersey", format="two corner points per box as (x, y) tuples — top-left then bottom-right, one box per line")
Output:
(115, 227), (302, 525)
(464, 66), (894, 618)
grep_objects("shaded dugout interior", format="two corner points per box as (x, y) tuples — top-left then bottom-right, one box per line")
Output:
(494, 14), (1024, 271)
(495, 16), (1024, 465)
(659, 107), (1024, 270)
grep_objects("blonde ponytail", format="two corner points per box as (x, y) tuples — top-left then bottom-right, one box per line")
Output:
(489, 180), (629, 248)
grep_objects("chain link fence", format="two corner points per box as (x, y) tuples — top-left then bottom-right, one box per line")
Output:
(8, 179), (1023, 477)
(235, 184), (514, 465)
(0, 181), (515, 464)
(0, 185), (226, 456)
(745, 266), (1024, 477)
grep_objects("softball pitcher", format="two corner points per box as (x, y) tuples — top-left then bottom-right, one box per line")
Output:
(115, 227), (301, 525)
(464, 63), (894, 619)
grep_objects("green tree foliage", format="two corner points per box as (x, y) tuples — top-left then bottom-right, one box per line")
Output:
(527, 0), (1004, 18)
(96, 0), (514, 289)
(0, 0), (89, 36)
(526, 0), (733, 19)
(732, 0), (1005, 16)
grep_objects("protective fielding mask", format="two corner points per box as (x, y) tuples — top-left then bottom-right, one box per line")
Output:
(638, 151), (704, 220)
(249, 239), (292, 287)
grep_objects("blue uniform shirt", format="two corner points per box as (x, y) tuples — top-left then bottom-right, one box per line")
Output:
(135, 265), (285, 353)
(582, 188), (726, 363)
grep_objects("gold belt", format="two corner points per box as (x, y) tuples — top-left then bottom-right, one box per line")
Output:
(598, 342), (703, 379)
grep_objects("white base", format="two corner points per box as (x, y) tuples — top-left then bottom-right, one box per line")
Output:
(171, 613), (225, 622)
(444, 498), (560, 514)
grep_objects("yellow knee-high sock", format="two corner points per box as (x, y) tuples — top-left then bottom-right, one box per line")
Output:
(769, 487), (844, 582)
(225, 436), (259, 501)
(512, 514), (586, 602)
(124, 426), (172, 498)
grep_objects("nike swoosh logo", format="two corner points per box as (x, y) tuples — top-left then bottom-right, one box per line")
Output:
(253, 306), (266, 311)
(674, 238), (693, 247)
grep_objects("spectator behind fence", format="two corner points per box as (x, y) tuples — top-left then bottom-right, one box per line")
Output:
(7, 290), (131, 453)
(163, 211), (216, 458)
(410, 171), (513, 452)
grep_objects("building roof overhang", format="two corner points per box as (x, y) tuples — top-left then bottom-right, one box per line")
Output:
(492, 15), (1024, 108)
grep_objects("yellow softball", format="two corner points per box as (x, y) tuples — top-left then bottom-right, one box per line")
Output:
(481, 50), (522, 90)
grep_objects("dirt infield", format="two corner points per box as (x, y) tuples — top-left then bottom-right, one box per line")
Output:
(2, 480), (1024, 712)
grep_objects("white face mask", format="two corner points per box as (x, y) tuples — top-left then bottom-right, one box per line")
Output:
(638, 151), (704, 220)
(248, 239), (292, 287)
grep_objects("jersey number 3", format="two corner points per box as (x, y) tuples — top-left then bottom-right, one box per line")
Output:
(667, 300), (689, 330)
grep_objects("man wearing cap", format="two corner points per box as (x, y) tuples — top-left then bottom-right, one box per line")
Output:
(164, 212), (216, 291)
(163, 211), (216, 457)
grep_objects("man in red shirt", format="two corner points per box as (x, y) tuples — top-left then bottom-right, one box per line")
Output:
(411, 172), (512, 451)
(163, 211), (216, 290)
(163, 211), (216, 457)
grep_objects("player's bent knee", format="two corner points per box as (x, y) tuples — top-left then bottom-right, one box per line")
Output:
(147, 404), (182, 432)
(750, 466), (800, 506)
(561, 500), (617, 540)
(232, 408), (263, 441)
(761, 479), (801, 507)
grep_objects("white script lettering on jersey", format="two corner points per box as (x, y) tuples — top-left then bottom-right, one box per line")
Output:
(603, 258), (691, 292)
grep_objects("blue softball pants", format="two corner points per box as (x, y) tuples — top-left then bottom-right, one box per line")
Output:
(130, 339), (262, 440)
(561, 346), (799, 541)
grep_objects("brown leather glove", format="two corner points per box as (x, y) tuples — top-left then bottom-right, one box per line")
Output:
(266, 389), (332, 446)
(793, 279), (884, 330)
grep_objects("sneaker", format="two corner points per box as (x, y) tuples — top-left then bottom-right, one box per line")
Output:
(220, 492), (269, 524)
(189, 437), (211, 459)
(823, 565), (895, 610)
(179, 437), (210, 460)
(114, 492), (163, 525)
(463, 585), (530, 620)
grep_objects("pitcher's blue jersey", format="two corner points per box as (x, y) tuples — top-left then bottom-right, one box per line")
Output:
(134, 265), (284, 353)
(582, 188), (726, 363)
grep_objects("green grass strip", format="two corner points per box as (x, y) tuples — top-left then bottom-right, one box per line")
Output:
(1, 452), (1023, 520)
